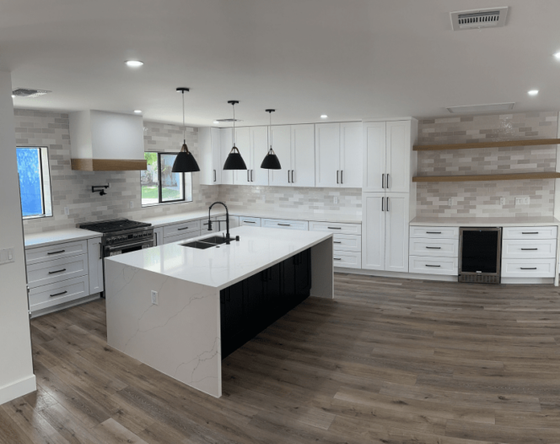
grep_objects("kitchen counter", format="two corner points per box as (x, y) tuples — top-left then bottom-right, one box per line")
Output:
(24, 228), (102, 248)
(104, 226), (334, 398)
(410, 216), (560, 227)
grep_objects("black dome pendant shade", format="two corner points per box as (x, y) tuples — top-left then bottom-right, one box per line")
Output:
(223, 100), (248, 171)
(172, 87), (200, 173)
(260, 109), (281, 170)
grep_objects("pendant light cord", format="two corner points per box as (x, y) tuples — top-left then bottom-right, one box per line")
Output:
(182, 90), (186, 143)
(232, 103), (236, 147)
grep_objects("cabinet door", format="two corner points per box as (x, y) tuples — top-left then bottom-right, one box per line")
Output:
(250, 126), (269, 186)
(385, 121), (411, 193)
(198, 127), (221, 185)
(315, 123), (340, 188)
(220, 128), (234, 185)
(291, 124), (315, 187)
(153, 227), (164, 246)
(87, 237), (103, 294)
(363, 122), (386, 192)
(339, 122), (362, 188)
(268, 125), (292, 187)
(384, 194), (409, 273)
(362, 194), (385, 270)
(233, 127), (251, 185)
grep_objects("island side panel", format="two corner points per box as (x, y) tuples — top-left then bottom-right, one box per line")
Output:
(310, 237), (334, 299)
(105, 261), (222, 398)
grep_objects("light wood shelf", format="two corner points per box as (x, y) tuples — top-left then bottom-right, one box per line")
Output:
(412, 172), (560, 183)
(413, 138), (560, 151)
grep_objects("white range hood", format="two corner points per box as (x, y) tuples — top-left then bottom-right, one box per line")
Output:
(69, 110), (147, 171)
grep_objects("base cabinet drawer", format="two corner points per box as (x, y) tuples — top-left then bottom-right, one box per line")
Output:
(309, 221), (361, 236)
(333, 234), (361, 252)
(164, 231), (201, 245)
(501, 258), (556, 278)
(333, 251), (362, 269)
(503, 226), (557, 240)
(502, 239), (556, 259)
(409, 256), (458, 276)
(163, 220), (201, 237)
(410, 226), (459, 239)
(239, 217), (261, 227)
(262, 219), (309, 231)
(29, 275), (89, 312)
(26, 240), (88, 265)
(27, 254), (88, 288)
(409, 238), (458, 257)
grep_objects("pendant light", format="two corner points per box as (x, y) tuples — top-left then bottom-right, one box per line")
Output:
(223, 100), (247, 170)
(172, 87), (200, 173)
(260, 109), (281, 170)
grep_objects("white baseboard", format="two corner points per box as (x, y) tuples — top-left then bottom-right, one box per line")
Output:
(0, 374), (36, 406)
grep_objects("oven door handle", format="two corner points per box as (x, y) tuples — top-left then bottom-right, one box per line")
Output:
(104, 239), (153, 254)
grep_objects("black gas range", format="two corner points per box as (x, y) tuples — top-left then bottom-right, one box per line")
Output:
(79, 218), (155, 257)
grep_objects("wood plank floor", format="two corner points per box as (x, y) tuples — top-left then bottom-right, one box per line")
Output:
(2, 274), (560, 443)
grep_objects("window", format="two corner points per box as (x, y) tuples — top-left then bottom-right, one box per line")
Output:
(16, 147), (53, 219)
(141, 152), (192, 206)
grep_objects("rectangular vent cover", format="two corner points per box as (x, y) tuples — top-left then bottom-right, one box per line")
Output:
(12, 88), (51, 98)
(214, 119), (241, 123)
(450, 7), (509, 30)
(446, 102), (515, 114)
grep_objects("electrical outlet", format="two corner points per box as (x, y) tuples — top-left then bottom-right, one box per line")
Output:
(151, 290), (159, 305)
(0, 248), (14, 265)
(129, 200), (134, 209)
(333, 196), (338, 204)
(499, 197), (506, 205)
(447, 198), (453, 206)
(64, 207), (70, 215)
(515, 197), (530, 206)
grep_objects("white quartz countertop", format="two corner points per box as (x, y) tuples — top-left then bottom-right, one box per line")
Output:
(106, 226), (332, 289)
(410, 216), (560, 227)
(139, 208), (361, 228)
(25, 228), (102, 248)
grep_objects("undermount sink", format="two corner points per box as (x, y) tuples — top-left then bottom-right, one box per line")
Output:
(181, 235), (232, 250)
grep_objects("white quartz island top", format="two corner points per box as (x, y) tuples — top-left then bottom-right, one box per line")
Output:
(107, 226), (332, 289)
(410, 216), (560, 227)
(104, 226), (334, 398)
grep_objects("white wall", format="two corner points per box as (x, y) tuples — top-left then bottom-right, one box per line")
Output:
(0, 71), (36, 405)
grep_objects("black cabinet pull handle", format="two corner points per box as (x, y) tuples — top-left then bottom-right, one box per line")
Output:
(333, 241), (342, 244)
(333, 258), (342, 261)
(291, 170), (294, 183)
(520, 267), (538, 270)
(426, 231), (442, 234)
(521, 232), (539, 234)
(382, 173), (385, 189)
(387, 197), (390, 212)
(48, 268), (67, 275)
(381, 197), (384, 211)
(521, 248), (538, 251)
(243, 220), (256, 224)
(50, 290), (67, 298)
(214, 169), (217, 183)
(327, 227), (342, 230)
(47, 250), (65, 255)
(341, 170), (343, 184)
(386, 173), (390, 188)
(288, 170), (291, 183)
(426, 246), (441, 249)
(278, 223), (291, 227)
(336, 170), (340, 184)
(425, 264), (441, 268)
(177, 226), (190, 231)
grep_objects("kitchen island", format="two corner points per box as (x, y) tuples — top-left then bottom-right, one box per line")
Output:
(104, 226), (333, 398)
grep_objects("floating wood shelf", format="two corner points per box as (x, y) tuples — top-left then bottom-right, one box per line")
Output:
(413, 138), (560, 151)
(412, 172), (560, 183)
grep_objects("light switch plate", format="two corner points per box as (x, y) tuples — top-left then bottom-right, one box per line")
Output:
(151, 290), (159, 305)
(0, 247), (15, 265)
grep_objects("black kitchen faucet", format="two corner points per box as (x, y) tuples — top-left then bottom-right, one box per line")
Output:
(208, 201), (233, 244)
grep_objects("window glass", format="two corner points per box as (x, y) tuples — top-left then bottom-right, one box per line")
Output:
(16, 147), (52, 218)
(141, 152), (192, 207)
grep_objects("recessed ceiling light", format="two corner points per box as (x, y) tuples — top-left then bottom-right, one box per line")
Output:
(213, 120), (220, 124)
(320, 114), (328, 119)
(11, 95), (15, 99)
(125, 60), (144, 68)
(134, 109), (142, 114)
(528, 89), (539, 96)
(554, 52), (560, 60)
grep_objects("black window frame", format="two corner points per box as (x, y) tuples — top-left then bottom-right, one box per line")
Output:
(141, 151), (192, 207)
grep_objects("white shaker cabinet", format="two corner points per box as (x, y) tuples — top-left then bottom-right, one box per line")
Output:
(268, 124), (315, 187)
(198, 127), (222, 185)
(315, 122), (362, 188)
(362, 193), (409, 273)
(233, 126), (269, 186)
(87, 237), (104, 294)
(220, 128), (234, 185)
(363, 120), (416, 193)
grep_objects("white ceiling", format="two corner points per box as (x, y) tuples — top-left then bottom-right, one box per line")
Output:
(2, 0), (560, 127)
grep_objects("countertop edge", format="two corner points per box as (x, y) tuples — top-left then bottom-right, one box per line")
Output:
(25, 228), (102, 248)
(409, 217), (560, 227)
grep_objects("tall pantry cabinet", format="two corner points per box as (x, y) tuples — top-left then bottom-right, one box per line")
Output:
(362, 119), (418, 273)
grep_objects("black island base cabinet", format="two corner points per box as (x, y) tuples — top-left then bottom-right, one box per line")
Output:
(220, 248), (311, 358)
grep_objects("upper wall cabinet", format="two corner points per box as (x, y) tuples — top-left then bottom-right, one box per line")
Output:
(268, 124), (315, 188)
(363, 119), (417, 193)
(198, 127), (222, 185)
(315, 122), (362, 188)
(233, 127), (269, 186)
(69, 110), (147, 171)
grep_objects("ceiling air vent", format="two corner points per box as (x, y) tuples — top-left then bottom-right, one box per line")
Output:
(446, 102), (515, 114)
(12, 88), (51, 98)
(214, 119), (242, 123)
(450, 7), (509, 31)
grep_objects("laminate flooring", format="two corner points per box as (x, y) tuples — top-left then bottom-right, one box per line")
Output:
(2, 274), (560, 443)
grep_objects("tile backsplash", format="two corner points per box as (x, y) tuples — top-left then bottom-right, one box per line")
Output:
(416, 112), (558, 218)
(17, 109), (361, 235)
